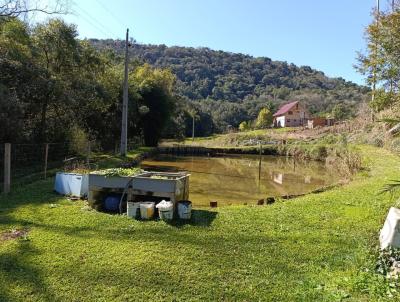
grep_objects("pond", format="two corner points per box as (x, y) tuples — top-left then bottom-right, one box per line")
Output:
(141, 154), (339, 207)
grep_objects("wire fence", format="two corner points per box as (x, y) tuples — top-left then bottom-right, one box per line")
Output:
(0, 142), (73, 192)
(0, 138), (142, 193)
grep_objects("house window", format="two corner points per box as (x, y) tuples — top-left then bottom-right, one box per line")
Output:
(287, 119), (291, 122)
(288, 111), (293, 115)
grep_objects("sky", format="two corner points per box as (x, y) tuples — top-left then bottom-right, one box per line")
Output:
(35, 0), (392, 85)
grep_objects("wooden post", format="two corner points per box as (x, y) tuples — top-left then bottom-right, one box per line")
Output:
(4, 143), (11, 194)
(87, 141), (91, 169)
(44, 143), (49, 179)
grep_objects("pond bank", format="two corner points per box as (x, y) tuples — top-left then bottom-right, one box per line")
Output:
(157, 142), (361, 179)
(157, 145), (279, 156)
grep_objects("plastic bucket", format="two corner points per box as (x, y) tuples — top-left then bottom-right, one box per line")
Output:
(156, 200), (174, 221)
(127, 202), (140, 218)
(140, 202), (155, 220)
(178, 201), (192, 220)
(159, 205), (174, 221)
(104, 195), (121, 212)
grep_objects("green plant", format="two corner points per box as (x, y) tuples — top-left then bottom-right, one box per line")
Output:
(255, 108), (273, 129)
(67, 125), (89, 156)
(376, 247), (400, 276)
(239, 121), (251, 132)
(91, 167), (144, 177)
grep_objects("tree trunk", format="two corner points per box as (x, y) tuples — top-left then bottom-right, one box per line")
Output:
(39, 99), (48, 142)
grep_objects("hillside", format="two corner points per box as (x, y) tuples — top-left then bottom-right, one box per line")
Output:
(91, 39), (369, 114)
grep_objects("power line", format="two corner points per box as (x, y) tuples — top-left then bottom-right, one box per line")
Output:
(94, 0), (128, 30)
(71, 8), (111, 37)
(73, 1), (120, 38)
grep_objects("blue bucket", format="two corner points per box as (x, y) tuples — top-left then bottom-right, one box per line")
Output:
(104, 195), (121, 212)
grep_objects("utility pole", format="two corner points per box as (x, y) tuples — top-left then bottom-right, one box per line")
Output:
(120, 28), (129, 156)
(192, 115), (195, 141)
(372, 0), (379, 104)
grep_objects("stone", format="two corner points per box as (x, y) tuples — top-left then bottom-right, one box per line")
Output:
(380, 207), (400, 249)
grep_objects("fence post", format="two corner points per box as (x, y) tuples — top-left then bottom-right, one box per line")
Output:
(86, 140), (91, 168)
(44, 143), (49, 179)
(4, 143), (11, 194)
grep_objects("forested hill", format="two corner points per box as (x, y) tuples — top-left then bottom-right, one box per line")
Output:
(91, 39), (369, 113)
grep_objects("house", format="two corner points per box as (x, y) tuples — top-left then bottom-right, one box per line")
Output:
(307, 117), (335, 129)
(273, 101), (310, 127)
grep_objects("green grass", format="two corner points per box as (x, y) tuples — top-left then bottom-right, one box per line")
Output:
(0, 145), (399, 301)
(90, 147), (155, 169)
(167, 128), (303, 148)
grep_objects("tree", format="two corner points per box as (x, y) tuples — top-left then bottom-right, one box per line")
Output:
(239, 121), (251, 132)
(0, 0), (68, 17)
(0, 16), (180, 149)
(32, 19), (81, 141)
(133, 64), (176, 146)
(91, 39), (369, 124)
(187, 108), (199, 141)
(331, 103), (350, 121)
(357, 3), (400, 112)
(255, 108), (273, 129)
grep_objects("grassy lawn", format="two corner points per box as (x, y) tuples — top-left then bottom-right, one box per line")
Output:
(0, 145), (399, 301)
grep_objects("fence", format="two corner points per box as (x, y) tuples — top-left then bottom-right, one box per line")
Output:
(0, 138), (143, 194)
(0, 142), (75, 193)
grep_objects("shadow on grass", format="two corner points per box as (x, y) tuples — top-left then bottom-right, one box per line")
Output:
(0, 240), (55, 302)
(166, 209), (218, 228)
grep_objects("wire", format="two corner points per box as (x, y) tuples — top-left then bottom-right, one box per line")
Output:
(72, 1), (120, 38)
(71, 7), (111, 37)
(94, 0), (128, 30)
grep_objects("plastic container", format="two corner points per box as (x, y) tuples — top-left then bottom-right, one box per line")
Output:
(178, 200), (192, 220)
(55, 172), (88, 197)
(127, 202), (140, 218)
(140, 202), (155, 220)
(104, 195), (121, 212)
(156, 200), (174, 221)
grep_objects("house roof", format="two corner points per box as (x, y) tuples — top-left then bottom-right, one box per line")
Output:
(273, 101), (298, 117)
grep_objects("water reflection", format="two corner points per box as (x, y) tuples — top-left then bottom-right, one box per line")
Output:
(141, 154), (338, 207)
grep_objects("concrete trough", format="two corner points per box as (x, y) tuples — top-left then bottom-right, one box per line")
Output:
(88, 171), (190, 212)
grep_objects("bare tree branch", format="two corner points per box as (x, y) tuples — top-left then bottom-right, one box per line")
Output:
(0, 0), (69, 18)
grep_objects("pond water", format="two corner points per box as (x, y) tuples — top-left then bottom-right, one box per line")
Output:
(141, 154), (339, 207)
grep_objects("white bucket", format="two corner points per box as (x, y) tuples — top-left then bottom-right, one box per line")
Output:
(157, 200), (174, 221)
(159, 208), (174, 221)
(140, 202), (155, 220)
(127, 202), (140, 218)
(178, 201), (192, 220)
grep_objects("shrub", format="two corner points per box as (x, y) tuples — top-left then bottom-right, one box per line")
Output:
(67, 125), (88, 156)
(309, 145), (328, 160)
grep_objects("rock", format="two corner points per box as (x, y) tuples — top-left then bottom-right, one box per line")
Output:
(388, 123), (400, 135)
(380, 207), (400, 249)
(266, 197), (275, 205)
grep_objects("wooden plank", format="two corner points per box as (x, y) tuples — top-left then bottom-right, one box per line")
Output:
(3, 143), (11, 194)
